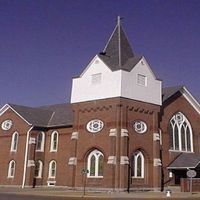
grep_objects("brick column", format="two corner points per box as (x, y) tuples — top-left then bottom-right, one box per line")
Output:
(152, 111), (161, 190)
(119, 128), (129, 190)
(107, 128), (117, 190)
(25, 134), (37, 187)
(68, 106), (79, 188)
(68, 131), (78, 187)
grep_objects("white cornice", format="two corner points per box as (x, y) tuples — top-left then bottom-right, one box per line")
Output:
(0, 104), (32, 126)
(181, 87), (200, 115)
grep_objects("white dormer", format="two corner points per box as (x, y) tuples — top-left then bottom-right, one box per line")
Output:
(71, 56), (122, 103)
(70, 56), (162, 105)
(121, 57), (162, 105)
(70, 17), (162, 105)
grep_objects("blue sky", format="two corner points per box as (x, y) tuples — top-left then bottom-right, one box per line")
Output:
(0, 0), (200, 107)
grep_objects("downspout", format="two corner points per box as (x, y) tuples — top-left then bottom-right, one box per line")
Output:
(22, 126), (33, 188)
(159, 128), (164, 192)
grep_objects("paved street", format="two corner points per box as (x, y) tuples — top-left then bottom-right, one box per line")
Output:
(0, 187), (200, 200)
(0, 193), (200, 200)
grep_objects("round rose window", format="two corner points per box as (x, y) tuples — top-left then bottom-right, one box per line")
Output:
(133, 121), (147, 134)
(1, 119), (13, 131)
(86, 119), (104, 133)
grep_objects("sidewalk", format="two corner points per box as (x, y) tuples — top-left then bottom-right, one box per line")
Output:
(0, 187), (200, 199)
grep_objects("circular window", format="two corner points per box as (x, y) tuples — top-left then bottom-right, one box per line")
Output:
(133, 121), (147, 134)
(86, 119), (104, 133)
(175, 112), (184, 124)
(1, 119), (13, 131)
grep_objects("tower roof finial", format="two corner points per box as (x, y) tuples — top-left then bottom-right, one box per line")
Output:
(117, 16), (121, 27)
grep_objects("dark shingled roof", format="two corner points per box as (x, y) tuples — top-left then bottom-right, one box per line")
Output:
(168, 153), (200, 169)
(162, 85), (184, 102)
(98, 23), (142, 71)
(9, 103), (73, 128)
(39, 103), (73, 127)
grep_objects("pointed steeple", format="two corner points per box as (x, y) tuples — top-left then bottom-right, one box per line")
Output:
(99, 16), (141, 71)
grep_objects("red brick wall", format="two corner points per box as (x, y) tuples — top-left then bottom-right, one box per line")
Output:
(71, 97), (161, 190)
(36, 127), (73, 187)
(160, 95), (200, 186)
(181, 178), (200, 192)
(2, 94), (198, 190)
(0, 107), (31, 186)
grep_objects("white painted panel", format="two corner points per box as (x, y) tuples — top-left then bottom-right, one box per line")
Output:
(71, 56), (162, 105)
(71, 56), (122, 103)
(121, 57), (162, 105)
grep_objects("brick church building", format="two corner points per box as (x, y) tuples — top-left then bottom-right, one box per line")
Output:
(0, 17), (200, 191)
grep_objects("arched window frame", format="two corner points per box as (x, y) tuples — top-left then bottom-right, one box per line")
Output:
(169, 112), (193, 152)
(36, 132), (45, 152)
(48, 160), (56, 178)
(50, 131), (58, 152)
(132, 151), (144, 178)
(87, 149), (104, 178)
(10, 132), (19, 152)
(8, 160), (15, 178)
(35, 160), (43, 178)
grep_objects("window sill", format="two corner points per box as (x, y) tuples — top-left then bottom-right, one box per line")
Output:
(169, 149), (193, 153)
(36, 150), (44, 152)
(50, 150), (57, 152)
(87, 176), (103, 179)
(131, 177), (144, 179)
(7, 176), (14, 179)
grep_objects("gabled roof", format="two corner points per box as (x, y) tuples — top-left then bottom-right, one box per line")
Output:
(162, 85), (184, 102)
(38, 103), (73, 127)
(98, 17), (142, 71)
(9, 104), (52, 127)
(2, 103), (73, 128)
(162, 85), (200, 114)
(168, 153), (200, 169)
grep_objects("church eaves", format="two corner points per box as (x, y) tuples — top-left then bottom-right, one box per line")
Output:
(98, 16), (142, 72)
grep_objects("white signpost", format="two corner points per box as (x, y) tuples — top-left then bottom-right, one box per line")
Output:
(187, 170), (197, 193)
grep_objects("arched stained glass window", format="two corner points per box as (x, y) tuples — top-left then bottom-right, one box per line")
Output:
(50, 131), (58, 152)
(169, 112), (193, 152)
(10, 132), (18, 152)
(8, 160), (15, 178)
(48, 160), (56, 178)
(132, 151), (144, 178)
(87, 150), (104, 178)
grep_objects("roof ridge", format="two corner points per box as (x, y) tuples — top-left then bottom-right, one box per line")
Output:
(47, 111), (56, 126)
(37, 102), (70, 109)
(162, 85), (184, 90)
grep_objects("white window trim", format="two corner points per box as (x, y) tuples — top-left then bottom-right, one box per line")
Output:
(50, 131), (58, 152)
(36, 132), (45, 152)
(132, 151), (144, 178)
(169, 112), (193, 152)
(35, 160), (43, 178)
(10, 131), (19, 152)
(87, 149), (103, 178)
(48, 160), (56, 178)
(8, 160), (15, 178)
